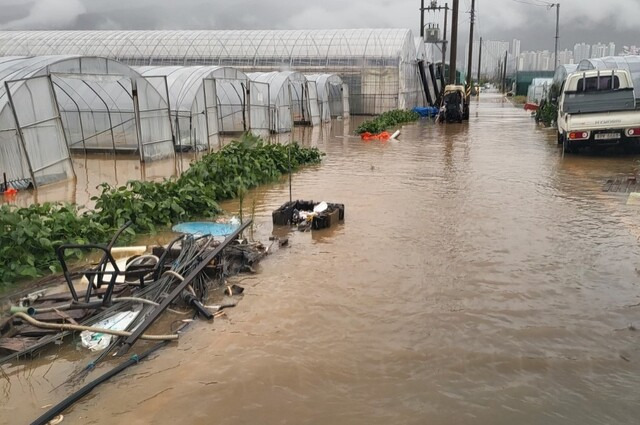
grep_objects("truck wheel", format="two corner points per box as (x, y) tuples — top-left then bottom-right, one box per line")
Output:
(557, 131), (563, 144)
(563, 137), (577, 154)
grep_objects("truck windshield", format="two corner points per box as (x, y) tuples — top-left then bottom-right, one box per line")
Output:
(576, 75), (620, 92)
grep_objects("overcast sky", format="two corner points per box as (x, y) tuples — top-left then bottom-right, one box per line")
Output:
(0, 0), (638, 52)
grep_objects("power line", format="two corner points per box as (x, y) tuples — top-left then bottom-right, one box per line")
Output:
(510, 0), (548, 7)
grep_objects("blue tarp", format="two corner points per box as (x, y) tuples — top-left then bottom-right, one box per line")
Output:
(412, 106), (439, 117)
(172, 221), (239, 236)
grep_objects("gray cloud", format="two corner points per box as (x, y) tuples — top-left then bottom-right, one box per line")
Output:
(0, 0), (637, 51)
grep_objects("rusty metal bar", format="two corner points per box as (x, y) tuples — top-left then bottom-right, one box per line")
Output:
(116, 219), (251, 355)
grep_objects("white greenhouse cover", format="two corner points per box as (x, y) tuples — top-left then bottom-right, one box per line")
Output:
(577, 56), (640, 96)
(136, 66), (261, 151)
(306, 74), (346, 121)
(0, 56), (174, 187)
(0, 30), (422, 115)
(248, 71), (320, 133)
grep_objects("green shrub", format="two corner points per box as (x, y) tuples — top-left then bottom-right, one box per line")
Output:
(535, 100), (557, 127)
(355, 109), (420, 134)
(0, 135), (324, 286)
(0, 203), (112, 282)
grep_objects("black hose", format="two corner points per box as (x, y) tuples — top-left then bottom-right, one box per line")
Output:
(182, 292), (213, 320)
(31, 341), (168, 425)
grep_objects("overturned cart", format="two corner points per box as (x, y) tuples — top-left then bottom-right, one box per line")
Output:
(273, 200), (345, 230)
(0, 220), (264, 359)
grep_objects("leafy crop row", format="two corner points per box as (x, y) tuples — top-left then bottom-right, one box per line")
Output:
(0, 134), (323, 286)
(535, 100), (557, 127)
(355, 109), (420, 134)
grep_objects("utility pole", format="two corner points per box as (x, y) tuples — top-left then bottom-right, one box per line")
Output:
(449, 0), (459, 84)
(552, 3), (560, 69)
(442, 3), (448, 66)
(465, 0), (476, 91)
(477, 37), (482, 87)
(420, 0), (425, 38)
(502, 51), (508, 93)
(421, 2), (450, 69)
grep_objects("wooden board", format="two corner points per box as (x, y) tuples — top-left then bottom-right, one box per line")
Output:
(0, 336), (39, 354)
(603, 176), (639, 193)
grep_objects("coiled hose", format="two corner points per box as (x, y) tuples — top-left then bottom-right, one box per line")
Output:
(11, 312), (178, 341)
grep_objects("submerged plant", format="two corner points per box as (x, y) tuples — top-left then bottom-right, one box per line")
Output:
(0, 136), (324, 286)
(355, 109), (420, 134)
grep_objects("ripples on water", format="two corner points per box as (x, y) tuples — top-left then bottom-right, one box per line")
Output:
(2, 95), (640, 424)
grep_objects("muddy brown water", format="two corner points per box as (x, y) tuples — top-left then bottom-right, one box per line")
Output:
(2, 94), (640, 424)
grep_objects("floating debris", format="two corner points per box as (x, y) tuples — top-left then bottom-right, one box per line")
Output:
(272, 200), (345, 231)
(602, 176), (639, 193)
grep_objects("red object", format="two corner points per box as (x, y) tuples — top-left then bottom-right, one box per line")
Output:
(360, 132), (373, 141)
(3, 187), (17, 197)
(524, 102), (539, 111)
(360, 131), (391, 141)
(378, 131), (391, 140)
(568, 131), (590, 140)
(626, 128), (640, 137)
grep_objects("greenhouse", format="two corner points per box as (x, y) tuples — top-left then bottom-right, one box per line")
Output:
(552, 64), (578, 87)
(136, 66), (269, 151)
(577, 56), (640, 97)
(305, 74), (348, 122)
(0, 29), (424, 115)
(0, 56), (174, 188)
(247, 72), (321, 133)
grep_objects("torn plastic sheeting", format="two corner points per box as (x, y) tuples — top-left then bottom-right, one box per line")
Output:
(80, 309), (140, 352)
(172, 221), (240, 237)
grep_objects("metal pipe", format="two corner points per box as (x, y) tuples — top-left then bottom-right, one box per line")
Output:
(477, 37), (483, 88)
(448, 0), (459, 84)
(11, 312), (179, 340)
(420, 0), (425, 39)
(443, 3), (449, 67)
(466, 0), (476, 93)
(116, 220), (252, 355)
(554, 3), (560, 69)
(5, 81), (37, 188)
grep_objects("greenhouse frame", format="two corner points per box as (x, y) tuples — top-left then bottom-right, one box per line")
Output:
(247, 71), (321, 133)
(136, 66), (270, 150)
(577, 56), (640, 98)
(0, 56), (174, 188)
(0, 29), (425, 115)
(305, 74), (348, 122)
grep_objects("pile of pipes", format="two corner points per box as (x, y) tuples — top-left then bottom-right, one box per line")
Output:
(0, 220), (267, 424)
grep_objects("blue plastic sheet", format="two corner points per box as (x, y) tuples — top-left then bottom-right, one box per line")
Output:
(172, 221), (239, 236)
(412, 106), (439, 117)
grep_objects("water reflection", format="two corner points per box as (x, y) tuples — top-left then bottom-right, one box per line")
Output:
(3, 94), (640, 425)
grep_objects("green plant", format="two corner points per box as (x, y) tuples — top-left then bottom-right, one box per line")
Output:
(0, 135), (324, 286)
(0, 203), (112, 284)
(535, 100), (557, 127)
(355, 109), (420, 134)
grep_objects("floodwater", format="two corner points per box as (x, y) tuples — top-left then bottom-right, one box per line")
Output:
(3, 93), (640, 424)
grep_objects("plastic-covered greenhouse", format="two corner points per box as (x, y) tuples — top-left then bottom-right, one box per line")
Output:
(247, 72), (321, 133)
(0, 56), (174, 188)
(0, 29), (424, 115)
(577, 56), (640, 97)
(306, 74), (348, 122)
(136, 66), (270, 150)
(552, 64), (578, 88)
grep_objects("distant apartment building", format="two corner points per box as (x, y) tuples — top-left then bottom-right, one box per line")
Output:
(517, 49), (566, 71)
(464, 39), (513, 77)
(591, 43), (606, 58)
(556, 49), (574, 66)
(573, 43), (591, 63)
(512, 39), (521, 62)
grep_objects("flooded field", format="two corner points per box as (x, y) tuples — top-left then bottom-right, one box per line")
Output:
(3, 94), (640, 424)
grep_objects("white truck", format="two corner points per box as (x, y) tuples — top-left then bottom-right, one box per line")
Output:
(557, 69), (640, 153)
